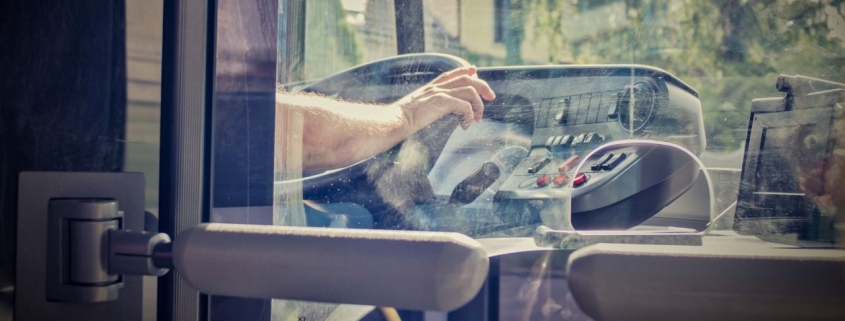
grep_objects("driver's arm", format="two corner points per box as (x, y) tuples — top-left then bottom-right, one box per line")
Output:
(276, 66), (496, 172)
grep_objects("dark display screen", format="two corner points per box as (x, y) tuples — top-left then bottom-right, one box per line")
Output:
(751, 125), (809, 217)
(735, 100), (838, 242)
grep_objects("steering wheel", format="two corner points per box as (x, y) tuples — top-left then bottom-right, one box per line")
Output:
(287, 54), (472, 229)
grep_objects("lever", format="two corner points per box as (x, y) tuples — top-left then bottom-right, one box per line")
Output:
(449, 161), (501, 204)
(56, 212), (489, 311)
(171, 224), (488, 311)
(24, 173), (490, 315)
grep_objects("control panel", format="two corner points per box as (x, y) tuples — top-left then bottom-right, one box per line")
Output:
(494, 137), (629, 201)
(429, 65), (707, 230)
(296, 60), (709, 233)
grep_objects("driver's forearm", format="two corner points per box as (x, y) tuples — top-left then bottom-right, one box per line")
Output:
(276, 93), (411, 172)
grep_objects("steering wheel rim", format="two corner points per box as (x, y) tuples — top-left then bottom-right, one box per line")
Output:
(300, 53), (471, 100)
(287, 53), (472, 229)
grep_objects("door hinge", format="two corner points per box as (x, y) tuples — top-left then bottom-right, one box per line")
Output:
(17, 171), (159, 321)
(47, 198), (171, 302)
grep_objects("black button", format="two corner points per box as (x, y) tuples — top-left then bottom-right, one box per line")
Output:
(559, 135), (574, 148)
(545, 136), (556, 149)
(591, 153), (614, 171)
(551, 136), (563, 148)
(584, 133), (604, 145)
(550, 136), (564, 153)
(584, 133), (596, 144)
(571, 133), (589, 153)
(528, 158), (551, 174)
(602, 153), (628, 171)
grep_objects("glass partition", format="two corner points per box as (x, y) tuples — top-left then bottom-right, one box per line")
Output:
(212, 0), (845, 319)
(270, 0), (844, 237)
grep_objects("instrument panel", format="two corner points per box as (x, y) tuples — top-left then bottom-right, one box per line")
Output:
(476, 65), (704, 153)
(293, 60), (711, 235)
(427, 65), (708, 232)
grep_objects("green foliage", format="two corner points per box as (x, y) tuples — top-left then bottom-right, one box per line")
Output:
(499, 0), (845, 151)
(303, 0), (363, 80)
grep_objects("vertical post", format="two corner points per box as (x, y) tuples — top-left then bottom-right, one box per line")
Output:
(159, 0), (215, 319)
(394, 0), (425, 54)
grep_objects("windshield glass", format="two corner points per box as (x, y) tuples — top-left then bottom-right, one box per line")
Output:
(240, 0), (845, 319)
(270, 0), (843, 242)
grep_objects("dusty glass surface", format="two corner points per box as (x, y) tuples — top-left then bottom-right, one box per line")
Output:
(275, 0), (843, 239)
(270, 0), (844, 318)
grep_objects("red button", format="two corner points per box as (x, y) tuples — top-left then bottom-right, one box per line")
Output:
(572, 173), (587, 187)
(552, 173), (569, 186)
(558, 155), (580, 172)
(536, 174), (551, 187)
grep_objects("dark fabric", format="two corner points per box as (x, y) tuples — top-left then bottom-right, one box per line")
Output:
(0, 1), (127, 319)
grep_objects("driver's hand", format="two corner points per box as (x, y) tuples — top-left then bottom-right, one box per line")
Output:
(394, 66), (496, 132)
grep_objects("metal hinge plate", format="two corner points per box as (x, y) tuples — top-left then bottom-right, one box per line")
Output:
(16, 172), (156, 321)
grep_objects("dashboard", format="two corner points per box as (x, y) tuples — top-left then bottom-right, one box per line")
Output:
(423, 65), (709, 234)
(293, 59), (712, 236)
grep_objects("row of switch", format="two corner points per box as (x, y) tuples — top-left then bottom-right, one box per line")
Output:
(531, 153), (627, 189)
(536, 172), (587, 188)
(544, 133), (605, 153)
(528, 155), (580, 174)
(536, 91), (620, 128)
(532, 155), (587, 188)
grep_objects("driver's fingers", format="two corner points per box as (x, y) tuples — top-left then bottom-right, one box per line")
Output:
(430, 66), (477, 85)
(440, 86), (485, 122)
(434, 75), (496, 101)
(428, 92), (475, 130)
